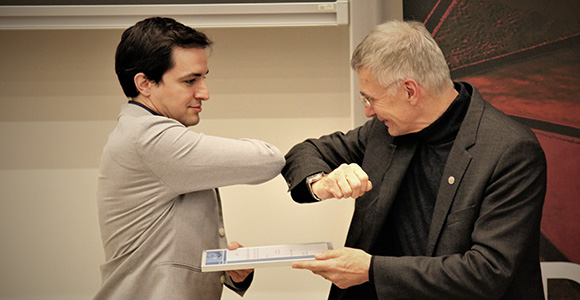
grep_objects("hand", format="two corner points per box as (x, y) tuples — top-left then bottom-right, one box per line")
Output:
(225, 241), (254, 283)
(312, 163), (372, 200)
(292, 247), (371, 289)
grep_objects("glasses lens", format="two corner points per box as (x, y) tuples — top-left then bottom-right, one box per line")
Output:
(359, 95), (370, 107)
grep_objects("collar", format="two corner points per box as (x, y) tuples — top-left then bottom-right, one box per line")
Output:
(128, 100), (162, 116)
(415, 82), (471, 144)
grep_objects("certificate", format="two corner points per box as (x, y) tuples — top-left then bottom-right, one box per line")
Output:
(201, 242), (333, 272)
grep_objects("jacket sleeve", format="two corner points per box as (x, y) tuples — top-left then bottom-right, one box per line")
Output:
(225, 272), (254, 297)
(282, 118), (376, 203)
(135, 118), (285, 195)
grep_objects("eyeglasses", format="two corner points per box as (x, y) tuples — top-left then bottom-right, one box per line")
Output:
(359, 79), (404, 108)
(359, 94), (374, 108)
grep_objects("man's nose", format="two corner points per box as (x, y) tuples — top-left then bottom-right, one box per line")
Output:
(196, 80), (210, 101)
(364, 105), (375, 118)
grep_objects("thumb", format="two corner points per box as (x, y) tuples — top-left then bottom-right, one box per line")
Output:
(228, 241), (243, 250)
(315, 249), (338, 260)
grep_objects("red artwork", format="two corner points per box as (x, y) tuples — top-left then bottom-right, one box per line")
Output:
(404, 0), (580, 298)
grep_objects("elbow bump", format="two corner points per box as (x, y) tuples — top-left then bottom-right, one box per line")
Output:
(261, 157), (285, 180)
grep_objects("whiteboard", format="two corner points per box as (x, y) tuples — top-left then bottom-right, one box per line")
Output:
(0, 0), (348, 29)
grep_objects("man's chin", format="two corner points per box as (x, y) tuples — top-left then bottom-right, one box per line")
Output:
(180, 117), (200, 127)
(387, 126), (401, 137)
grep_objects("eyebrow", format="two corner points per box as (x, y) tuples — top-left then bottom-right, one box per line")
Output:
(181, 70), (210, 80)
(360, 91), (372, 99)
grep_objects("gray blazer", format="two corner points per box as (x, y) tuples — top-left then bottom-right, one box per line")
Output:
(95, 103), (285, 299)
(283, 83), (547, 300)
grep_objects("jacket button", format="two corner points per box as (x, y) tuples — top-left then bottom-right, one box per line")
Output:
(220, 275), (226, 284)
(448, 176), (455, 185)
(218, 228), (226, 237)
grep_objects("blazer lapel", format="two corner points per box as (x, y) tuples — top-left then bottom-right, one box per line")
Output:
(426, 83), (484, 256)
(347, 134), (418, 251)
(426, 147), (471, 255)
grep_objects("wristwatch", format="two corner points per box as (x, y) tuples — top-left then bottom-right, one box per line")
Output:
(305, 172), (326, 201)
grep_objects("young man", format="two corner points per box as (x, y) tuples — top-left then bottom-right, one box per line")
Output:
(95, 17), (284, 299)
(282, 20), (546, 300)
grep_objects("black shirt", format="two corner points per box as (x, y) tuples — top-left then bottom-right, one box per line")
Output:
(376, 82), (471, 257)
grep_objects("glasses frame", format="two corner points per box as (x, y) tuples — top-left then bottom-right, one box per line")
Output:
(359, 79), (404, 108)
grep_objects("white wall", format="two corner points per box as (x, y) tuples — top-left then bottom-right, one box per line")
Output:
(0, 25), (354, 299)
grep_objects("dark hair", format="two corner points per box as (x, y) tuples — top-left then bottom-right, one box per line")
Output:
(115, 17), (213, 98)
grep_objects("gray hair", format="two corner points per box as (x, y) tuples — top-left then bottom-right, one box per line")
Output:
(351, 20), (453, 96)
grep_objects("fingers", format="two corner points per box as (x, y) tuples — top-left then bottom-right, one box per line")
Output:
(315, 249), (340, 260)
(227, 241), (242, 250)
(292, 249), (332, 270)
(226, 268), (254, 283)
(334, 163), (371, 199)
(292, 250), (340, 273)
(292, 260), (327, 273)
(292, 248), (371, 289)
(292, 261), (310, 270)
(312, 163), (371, 200)
(226, 241), (254, 282)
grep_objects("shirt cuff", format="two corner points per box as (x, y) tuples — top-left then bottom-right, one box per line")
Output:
(369, 255), (376, 288)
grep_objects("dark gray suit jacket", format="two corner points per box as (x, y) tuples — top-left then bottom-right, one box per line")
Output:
(283, 83), (547, 300)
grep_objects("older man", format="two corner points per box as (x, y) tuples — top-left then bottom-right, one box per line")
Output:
(282, 20), (546, 300)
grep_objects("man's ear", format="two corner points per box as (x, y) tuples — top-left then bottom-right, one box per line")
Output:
(403, 79), (420, 105)
(134, 73), (151, 97)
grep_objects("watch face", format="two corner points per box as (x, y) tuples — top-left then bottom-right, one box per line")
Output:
(306, 173), (325, 201)
(307, 173), (324, 184)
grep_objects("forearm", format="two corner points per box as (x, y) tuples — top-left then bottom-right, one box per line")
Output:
(140, 122), (285, 192)
(283, 140), (334, 190)
(373, 253), (509, 300)
(283, 125), (371, 199)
